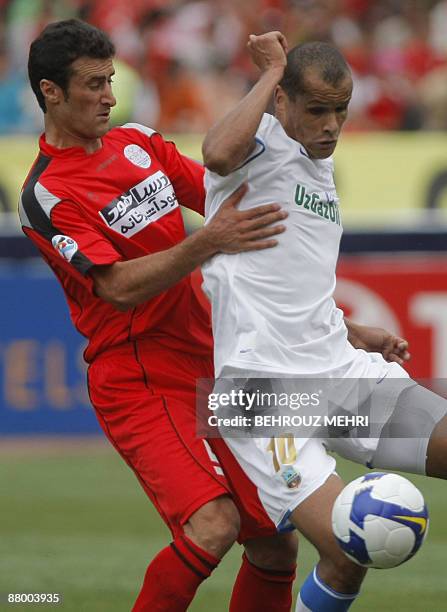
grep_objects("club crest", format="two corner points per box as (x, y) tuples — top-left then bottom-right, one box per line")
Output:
(124, 144), (151, 168)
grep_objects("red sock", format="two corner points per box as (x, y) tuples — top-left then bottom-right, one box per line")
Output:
(230, 553), (296, 612)
(132, 535), (219, 611)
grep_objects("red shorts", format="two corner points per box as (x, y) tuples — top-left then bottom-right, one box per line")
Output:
(87, 338), (276, 541)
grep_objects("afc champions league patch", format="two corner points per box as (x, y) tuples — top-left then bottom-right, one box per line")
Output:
(124, 144), (151, 168)
(51, 235), (78, 262)
(281, 466), (302, 489)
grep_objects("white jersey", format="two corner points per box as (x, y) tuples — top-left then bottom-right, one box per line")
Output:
(203, 112), (359, 377)
(202, 114), (413, 531)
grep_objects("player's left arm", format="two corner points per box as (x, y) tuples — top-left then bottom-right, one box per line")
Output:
(345, 318), (411, 366)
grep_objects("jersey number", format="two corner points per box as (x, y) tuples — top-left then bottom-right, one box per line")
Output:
(267, 436), (297, 472)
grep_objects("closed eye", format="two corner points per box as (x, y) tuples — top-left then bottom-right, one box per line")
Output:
(88, 77), (114, 90)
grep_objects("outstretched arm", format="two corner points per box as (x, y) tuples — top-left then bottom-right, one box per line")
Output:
(345, 318), (411, 366)
(91, 184), (287, 310)
(202, 31), (288, 176)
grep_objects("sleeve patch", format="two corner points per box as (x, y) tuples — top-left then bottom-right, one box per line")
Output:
(51, 234), (78, 262)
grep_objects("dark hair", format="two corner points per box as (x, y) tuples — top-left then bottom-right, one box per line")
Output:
(28, 19), (115, 112)
(279, 41), (350, 100)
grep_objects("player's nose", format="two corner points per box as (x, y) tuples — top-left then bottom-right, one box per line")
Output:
(104, 92), (116, 107)
(102, 84), (116, 107)
(323, 112), (339, 136)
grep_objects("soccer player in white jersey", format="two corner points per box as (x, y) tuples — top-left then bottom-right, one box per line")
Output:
(201, 32), (447, 611)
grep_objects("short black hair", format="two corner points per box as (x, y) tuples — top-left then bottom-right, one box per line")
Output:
(279, 41), (350, 100)
(28, 19), (115, 112)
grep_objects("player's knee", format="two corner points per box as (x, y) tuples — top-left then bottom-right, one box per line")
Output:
(318, 553), (367, 593)
(244, 532), (298, 571)
(184, 496), (240, 558)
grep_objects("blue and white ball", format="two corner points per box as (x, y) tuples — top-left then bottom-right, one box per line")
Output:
(332, 472), (429, 569)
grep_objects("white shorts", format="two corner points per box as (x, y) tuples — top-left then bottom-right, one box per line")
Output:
(209, 350), (412, 532)
(218, 435), (336, 532)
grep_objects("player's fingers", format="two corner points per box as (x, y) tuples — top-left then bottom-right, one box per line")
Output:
(269, 31), (283, 39)
(397, 340), (409, 352)
(220, 183), (249, 208)
(244, 210), (288, 230)
(277, 32), (288, 53)
(394, 339), (411, 361)
(387, 354), (404, 366)
(388, 349), (411, 364)
(250, 32), (279, 41)
(248, 34), (257, 46)
(244, 225), (286, 241)
(239, 204), (285, 220)
(240, 238), (279, 251)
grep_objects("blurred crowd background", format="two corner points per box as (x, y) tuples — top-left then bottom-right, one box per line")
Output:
(1, 0), (447, 135)
(2, 2), (447, 497)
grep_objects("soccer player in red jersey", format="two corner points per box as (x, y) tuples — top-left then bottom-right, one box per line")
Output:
(20, 19), (298, 612)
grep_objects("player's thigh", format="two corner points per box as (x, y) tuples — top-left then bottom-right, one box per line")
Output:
(88, 352), (230, 536)
(426, 413), (447, 477)
(375, 382), (447, 474)
(329, 382), (447, 476)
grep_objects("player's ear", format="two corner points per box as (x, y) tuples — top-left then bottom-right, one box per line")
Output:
(40, 79), (64, 107)
(274, 85), (288, 119)
(274, 85), (286, 108)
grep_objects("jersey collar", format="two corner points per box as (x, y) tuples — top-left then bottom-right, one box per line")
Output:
(39, 133), (106, 159)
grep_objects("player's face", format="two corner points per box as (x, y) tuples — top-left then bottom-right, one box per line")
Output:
(53, 57), (116, 143)
(276, 70), (353, 159)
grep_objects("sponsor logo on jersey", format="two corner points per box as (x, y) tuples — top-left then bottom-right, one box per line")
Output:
(51, 235), (78, 262)
(124, 144), (151, 168)
(376, 370), (389, 384)
(295, 183), (341, 226)
(99, 170), (179, 237)
(96, 153), (118, 172)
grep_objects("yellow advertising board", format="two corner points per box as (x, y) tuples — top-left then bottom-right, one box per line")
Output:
(2, 132), (447, 230)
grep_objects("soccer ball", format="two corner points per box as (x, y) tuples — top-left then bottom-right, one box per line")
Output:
(332, 472), (429, 569)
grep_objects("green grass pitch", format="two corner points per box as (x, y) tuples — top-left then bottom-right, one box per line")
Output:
(0, 440), (446, 611)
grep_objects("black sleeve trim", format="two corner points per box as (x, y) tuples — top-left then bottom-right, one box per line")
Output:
(234, 137), (266, 171)
(20, 153), (94, 276)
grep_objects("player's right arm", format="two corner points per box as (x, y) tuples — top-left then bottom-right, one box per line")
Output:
(91, 184), (287, 311)
(202, 31), (288, 176)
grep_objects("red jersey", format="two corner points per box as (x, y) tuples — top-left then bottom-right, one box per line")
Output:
(19, 123), (212, 362)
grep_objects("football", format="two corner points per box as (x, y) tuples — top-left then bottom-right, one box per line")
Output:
(332, 472), (429, 569)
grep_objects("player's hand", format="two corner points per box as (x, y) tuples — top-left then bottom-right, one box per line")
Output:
(380, 334), (411, 365)
(345, 319), (411, 366)
(247, 31), (288, 75)
(204, 183), (287, 254)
